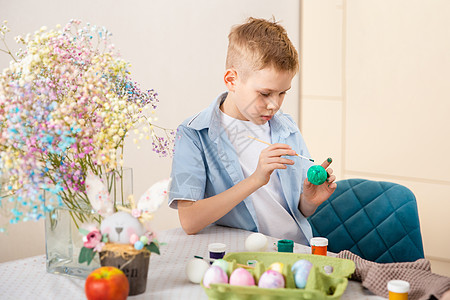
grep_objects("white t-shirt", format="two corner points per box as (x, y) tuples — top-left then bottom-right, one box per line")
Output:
(220, 110), (304, 243)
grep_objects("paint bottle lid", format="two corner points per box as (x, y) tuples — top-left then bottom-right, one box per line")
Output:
(208, 243), (226, 253)
(310, 237), (328, 247)
(387, 280), (410, 293)
(277, 239), (294, 252)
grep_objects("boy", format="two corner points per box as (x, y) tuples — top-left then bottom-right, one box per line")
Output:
(168, 17), (336, 245)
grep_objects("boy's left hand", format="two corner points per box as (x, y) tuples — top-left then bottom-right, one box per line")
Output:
(299, 158), (337, 217)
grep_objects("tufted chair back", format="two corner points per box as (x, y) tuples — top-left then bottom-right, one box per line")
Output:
(308, 179), (424, 262)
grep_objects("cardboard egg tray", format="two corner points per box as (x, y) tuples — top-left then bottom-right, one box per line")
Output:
(201, 252), (355, 300)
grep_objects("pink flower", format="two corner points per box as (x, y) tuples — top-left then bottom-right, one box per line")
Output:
(144, 231), (154, 243)
(131, 208), (142, 218)
(84, 230), (102, 248)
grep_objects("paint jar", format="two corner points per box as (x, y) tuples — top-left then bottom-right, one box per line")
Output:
(208, 243), (226, 263)
(310, 237), (328, 256)
(247, 260), (258, 267)
(387, 280), (410, 300)
(277, 239), (294, 252)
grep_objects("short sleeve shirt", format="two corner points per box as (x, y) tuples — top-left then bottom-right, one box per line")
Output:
(168, 92), (314, 245)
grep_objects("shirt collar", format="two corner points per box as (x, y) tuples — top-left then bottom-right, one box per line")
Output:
(270, 109), (298, 139)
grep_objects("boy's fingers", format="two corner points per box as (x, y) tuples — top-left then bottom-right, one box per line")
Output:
(327, 168), (333, 175)
(267, 149), (296, 157)
(321, 157), (333, 169)
(261, 146), (295, 158)
(266, 157), (294, 165)
(328, 182), (337, 190)
(327, 175), (336, 183)
(268, 143), (292, 150)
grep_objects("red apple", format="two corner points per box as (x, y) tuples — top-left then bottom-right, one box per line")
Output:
(85, 266), (130, 300)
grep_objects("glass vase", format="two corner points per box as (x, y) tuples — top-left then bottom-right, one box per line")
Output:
(45, 168), (133, 279)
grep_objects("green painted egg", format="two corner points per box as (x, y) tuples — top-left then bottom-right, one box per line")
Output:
(307, 165), (327, 185)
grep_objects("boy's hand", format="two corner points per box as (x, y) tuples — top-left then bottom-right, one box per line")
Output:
(299, 158), (337, 217)
(251, 143), (295, 187)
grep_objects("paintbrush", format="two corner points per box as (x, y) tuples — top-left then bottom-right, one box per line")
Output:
(247, 135), (314, 162)
(194, 256), (255, 269)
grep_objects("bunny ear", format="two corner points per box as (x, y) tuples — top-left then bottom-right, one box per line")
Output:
(85, 171), (113, 216)
(137, 178), (171, 214)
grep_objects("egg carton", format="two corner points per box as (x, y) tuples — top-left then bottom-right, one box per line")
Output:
(201, 252), (356, 300)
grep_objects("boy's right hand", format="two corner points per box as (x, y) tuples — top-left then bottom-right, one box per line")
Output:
(251, 143), (296, 186)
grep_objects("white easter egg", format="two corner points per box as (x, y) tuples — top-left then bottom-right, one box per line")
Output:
(245, 233), (268, 252)
(185, 258), (210, 284)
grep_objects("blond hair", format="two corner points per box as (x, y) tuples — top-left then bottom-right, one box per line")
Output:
(226, 17), (299, 78)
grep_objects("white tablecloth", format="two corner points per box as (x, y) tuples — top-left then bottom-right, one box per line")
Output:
(0, 225), (385, 299)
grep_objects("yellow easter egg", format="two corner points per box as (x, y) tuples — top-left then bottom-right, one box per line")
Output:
(268, 262), (284, 274)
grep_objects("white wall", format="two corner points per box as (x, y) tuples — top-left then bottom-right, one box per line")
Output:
(301, 0), (450, 276)
(0, 0), (300, 262)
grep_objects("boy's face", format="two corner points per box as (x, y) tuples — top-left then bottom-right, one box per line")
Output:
(225, 67), (294, 125)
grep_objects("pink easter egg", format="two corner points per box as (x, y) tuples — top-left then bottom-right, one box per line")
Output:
(229, 268), (255, 286)
(129, 233), (139, 244)
(258, 269), (285, 289)
(203, 266), (228, 288)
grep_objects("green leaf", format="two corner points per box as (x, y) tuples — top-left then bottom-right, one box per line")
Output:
(78, 228), (90, 236)
(145, 242), (160, 255)
(102, 234), (109, 243)
(78, 247), (96, 265)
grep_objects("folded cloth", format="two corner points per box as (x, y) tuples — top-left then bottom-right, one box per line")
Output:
(337, 250), (450, 300)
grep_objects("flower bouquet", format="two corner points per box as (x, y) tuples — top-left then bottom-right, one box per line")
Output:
(0, 20), (174, 276)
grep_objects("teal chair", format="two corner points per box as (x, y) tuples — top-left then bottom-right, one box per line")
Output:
(308, 179), (424, 263)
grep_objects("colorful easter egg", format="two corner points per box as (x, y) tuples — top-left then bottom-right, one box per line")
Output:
(229, 268), (255, 286)
(133, 240), (144, 250)
(307, 165), (328, 185)
(292, 259), (313, 289)
(268, 262), (284, 274)
(129, 233), (139, 244)
(203, 266), (228, 288)
(212, 259), (229, 274)
(258, 269), (285, 289)
(140, 235), (149, 245)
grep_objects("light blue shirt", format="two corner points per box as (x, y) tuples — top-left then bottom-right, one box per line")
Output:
(168, 92), (314, 245)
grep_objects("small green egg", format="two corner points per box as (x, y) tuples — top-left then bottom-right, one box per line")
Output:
(212, 259), (229, 274)
(307, 165), (328, 185)
(140, 235), (149, 245)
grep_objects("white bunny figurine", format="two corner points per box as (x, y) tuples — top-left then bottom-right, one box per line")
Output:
(85, 173), (169, 246)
